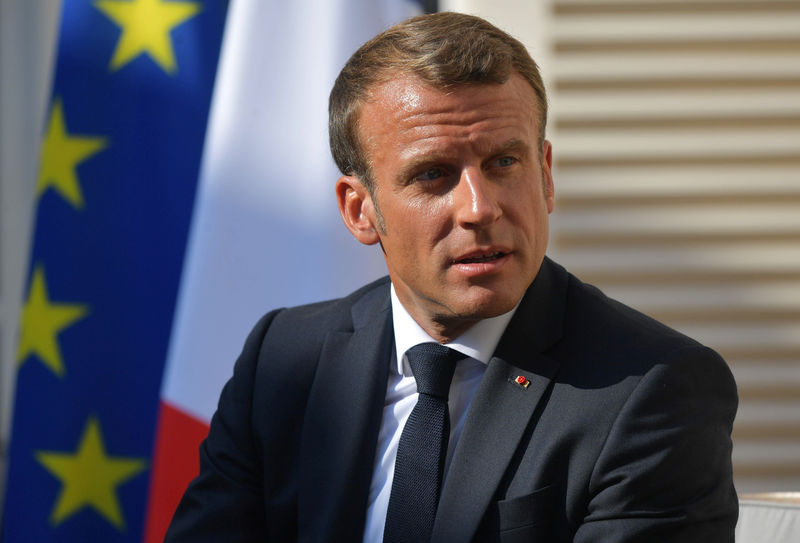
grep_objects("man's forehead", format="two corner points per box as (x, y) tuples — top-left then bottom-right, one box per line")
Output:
(360, 72), (540, 135)
(364, 70), (538, 112)
(365, 74), (428, 113)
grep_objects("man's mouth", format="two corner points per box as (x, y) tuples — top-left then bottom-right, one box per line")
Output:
(455, 251), (506, 264)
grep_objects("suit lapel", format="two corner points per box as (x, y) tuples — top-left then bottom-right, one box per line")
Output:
(432, 258), (568, 542)
(298, 284), (393, 541)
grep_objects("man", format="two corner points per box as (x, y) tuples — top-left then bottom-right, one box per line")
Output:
(166, 12), (738, 542)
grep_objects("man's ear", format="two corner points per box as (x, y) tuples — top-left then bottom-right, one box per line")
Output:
(336, 175), (381, 245)
(542, 140), (555, 214)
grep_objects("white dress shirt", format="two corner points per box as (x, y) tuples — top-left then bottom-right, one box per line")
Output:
(362, 285), (518, 542)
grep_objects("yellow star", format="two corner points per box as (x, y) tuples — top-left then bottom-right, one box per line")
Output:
(16, 267), (89, 378)
(95, 0), (202, 74)
(37, 99), (108, 210)
(36, 417), (148, 530)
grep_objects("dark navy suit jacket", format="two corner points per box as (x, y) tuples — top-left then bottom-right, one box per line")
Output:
(166, 257), (738, 542)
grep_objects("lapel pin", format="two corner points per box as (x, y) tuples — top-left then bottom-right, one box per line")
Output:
(514, 375), (530, 389)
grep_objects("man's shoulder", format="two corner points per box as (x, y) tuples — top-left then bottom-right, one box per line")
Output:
(546, 260), (736, 437)
(519, 258), (699, 354)
(262, 275), (391, 338)
(543, 259), (727, 381)
(233, 276), (391, 392)
(562, 267), (700, 353)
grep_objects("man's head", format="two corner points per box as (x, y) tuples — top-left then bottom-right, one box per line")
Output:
(333, 13), (554, 342)
(329, 11), (548, 195)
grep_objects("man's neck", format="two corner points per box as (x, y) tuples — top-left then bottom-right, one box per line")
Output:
(390, 284), (519, 372)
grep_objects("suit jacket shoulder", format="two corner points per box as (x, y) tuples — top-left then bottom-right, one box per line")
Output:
(461, 258), (739, 542)
(166, 275), (393, 542)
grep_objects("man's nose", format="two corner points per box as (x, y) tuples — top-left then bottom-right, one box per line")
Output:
(453, 168), (502, 228)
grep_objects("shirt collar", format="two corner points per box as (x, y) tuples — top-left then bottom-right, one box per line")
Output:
(390, 283), (519, 377)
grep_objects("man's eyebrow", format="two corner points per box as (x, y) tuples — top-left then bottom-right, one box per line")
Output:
(494, 138), (528, 155)
(406, 138), (528, 164)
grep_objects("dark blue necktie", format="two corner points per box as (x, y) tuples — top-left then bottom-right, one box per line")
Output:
(383, 343), (460, 543)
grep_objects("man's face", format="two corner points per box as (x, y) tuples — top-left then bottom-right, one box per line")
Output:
(338, 72), (554, 341)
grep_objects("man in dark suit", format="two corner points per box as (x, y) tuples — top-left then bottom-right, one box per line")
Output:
(166, 12), (738, 542)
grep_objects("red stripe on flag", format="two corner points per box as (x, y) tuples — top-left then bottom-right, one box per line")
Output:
(144, 400), (210, 543)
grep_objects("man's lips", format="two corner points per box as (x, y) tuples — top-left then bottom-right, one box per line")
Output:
(449, 247), (512, 274)
(453, 251), (506, 265)
(449, 250), (510, 277)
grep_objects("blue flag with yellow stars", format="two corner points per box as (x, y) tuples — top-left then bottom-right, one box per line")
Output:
(2, 0), (228, 540)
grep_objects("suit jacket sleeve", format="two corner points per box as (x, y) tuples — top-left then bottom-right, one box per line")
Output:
(573, 344), (738, 542)
(164, 310), (278, 543)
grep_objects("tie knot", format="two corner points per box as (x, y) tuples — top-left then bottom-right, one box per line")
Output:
(406, 343), (460, 399)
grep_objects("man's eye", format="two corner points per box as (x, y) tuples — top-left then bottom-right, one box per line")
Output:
(415, 168), (444, 181)
(495, 156), (516, 167)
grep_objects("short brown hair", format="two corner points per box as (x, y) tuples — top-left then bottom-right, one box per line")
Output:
(329, 11), (548, 192)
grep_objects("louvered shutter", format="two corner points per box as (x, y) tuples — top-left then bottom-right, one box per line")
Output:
(547, 0), (800, 492)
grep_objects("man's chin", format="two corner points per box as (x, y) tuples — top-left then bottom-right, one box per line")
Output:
(440, 293), (521, 323)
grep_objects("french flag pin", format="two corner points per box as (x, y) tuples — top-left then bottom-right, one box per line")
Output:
(514, 375), (530, 389)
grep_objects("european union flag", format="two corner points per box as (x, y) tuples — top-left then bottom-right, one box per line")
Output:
(2, 1), (228, 540)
